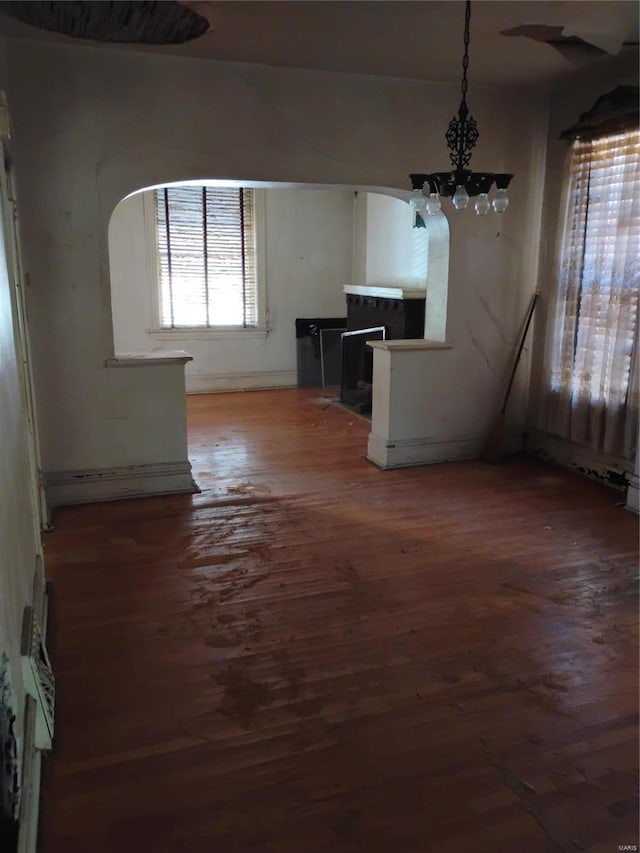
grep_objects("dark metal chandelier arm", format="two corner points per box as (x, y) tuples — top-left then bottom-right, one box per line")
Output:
(411, 171), (513, 198)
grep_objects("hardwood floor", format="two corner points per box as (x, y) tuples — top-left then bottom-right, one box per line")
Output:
(39, 388), (639, 852)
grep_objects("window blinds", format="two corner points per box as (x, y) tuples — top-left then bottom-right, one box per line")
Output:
(552, 129), (639, 407)
(155, 186), (258, 328)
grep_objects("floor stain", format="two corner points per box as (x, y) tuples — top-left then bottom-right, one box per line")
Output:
(214, 660), (272, 727)
(204, 633), (241, 648)
(274, 649), (306, 702)
(540, 673), (569, 693)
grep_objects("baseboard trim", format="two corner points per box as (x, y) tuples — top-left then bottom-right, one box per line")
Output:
(186, 370), (297, 394)
(367, 432), (483, 469)
(45, 461), (196, 507)
(526, 429), (631, 493)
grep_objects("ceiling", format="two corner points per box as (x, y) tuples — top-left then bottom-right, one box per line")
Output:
(0, 1), (637, 89)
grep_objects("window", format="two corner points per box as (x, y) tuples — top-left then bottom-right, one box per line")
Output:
(544, 129), (639, 456)
(154, 186), (259, 329)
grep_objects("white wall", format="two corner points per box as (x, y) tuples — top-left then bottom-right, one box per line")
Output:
(363, 193), (428, 288)
(0, 148), (41, 826)
(109, 187), (354, 393)
(5, 37), (547, 490)
(108, 192), (152, 355)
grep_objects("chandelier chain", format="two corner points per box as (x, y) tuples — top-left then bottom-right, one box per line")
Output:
(461, 0), (471, 103)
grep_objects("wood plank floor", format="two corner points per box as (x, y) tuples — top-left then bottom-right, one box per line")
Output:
(39, 388), (639, 853)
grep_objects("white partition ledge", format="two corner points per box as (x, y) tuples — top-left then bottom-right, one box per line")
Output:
(42, 351), (196, 506)
(368, 339), (452, 352)
(367, 339), (488, 469)
(105, 350), (193, 367)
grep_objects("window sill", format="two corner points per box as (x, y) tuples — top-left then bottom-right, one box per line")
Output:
(147, 327), (270, 341)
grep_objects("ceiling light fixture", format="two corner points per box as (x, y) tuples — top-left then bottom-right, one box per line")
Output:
(409, 0), (513, 223)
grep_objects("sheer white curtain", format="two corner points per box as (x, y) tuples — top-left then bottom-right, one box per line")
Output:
(540, 130), (640, 460)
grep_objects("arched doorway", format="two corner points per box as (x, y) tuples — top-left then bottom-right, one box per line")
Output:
(108, 180), (450, 393)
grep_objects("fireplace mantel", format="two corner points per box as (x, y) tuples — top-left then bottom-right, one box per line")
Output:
(343, 285), (427, 300)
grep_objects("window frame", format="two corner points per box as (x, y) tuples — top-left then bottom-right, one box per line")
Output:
(538, 127), (639, 461)
(145, 187), (268, 339)
(548, 130), (639, 408)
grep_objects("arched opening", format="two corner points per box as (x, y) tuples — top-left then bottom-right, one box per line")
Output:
(108, 179), (450, 394)
(108, 179), (450, 482)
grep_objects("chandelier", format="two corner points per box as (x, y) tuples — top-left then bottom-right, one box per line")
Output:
(410, 0), (513, 223)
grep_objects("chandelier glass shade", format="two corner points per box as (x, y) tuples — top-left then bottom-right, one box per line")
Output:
(410, 0), (513, 221)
